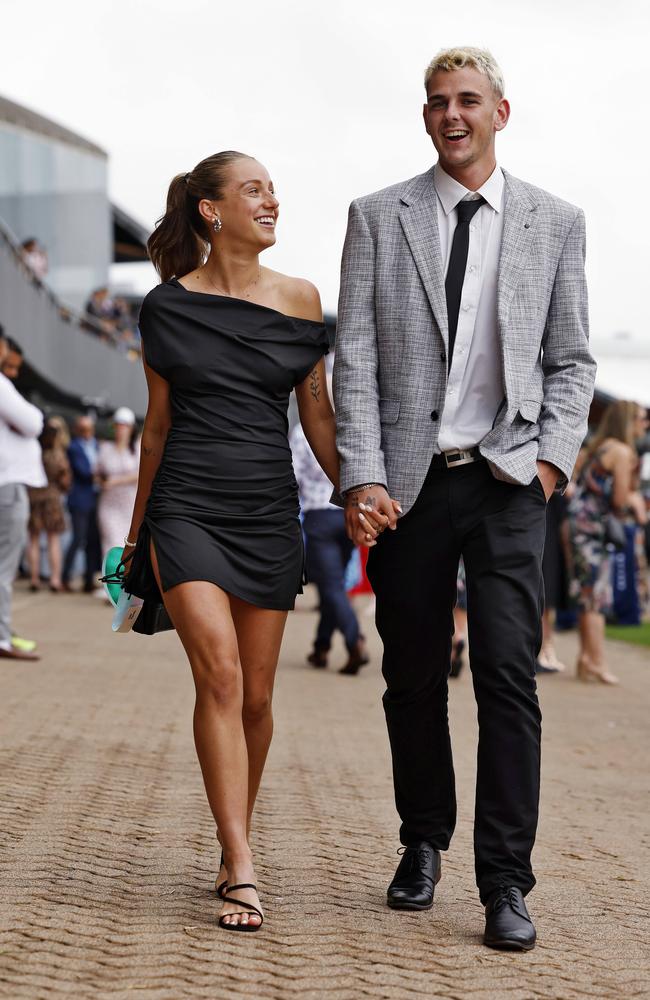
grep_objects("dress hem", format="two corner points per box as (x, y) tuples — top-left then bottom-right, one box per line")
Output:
(161, 574), (298, 612)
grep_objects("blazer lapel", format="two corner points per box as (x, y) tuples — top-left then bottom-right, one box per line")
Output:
(497, 172), (539, 335)
(398, 168), (449, 347)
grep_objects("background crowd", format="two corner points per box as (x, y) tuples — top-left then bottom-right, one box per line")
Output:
(0, 323), (140, 661)
(18, 236), (142, 359)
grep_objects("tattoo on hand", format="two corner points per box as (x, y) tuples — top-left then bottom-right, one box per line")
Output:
(309, 368), (321, 402)
(364, 495), (377, 510)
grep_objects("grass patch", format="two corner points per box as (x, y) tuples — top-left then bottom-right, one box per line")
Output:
(605, 622), (650, 647)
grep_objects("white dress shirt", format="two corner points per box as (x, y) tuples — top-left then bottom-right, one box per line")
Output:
(435, 163), (505, 452)
(0, 372), (46, 488)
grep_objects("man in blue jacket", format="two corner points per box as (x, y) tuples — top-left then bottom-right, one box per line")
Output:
(62, 415), (101, 593)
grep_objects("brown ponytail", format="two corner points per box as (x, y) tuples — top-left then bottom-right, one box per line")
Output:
(147, 151), (252, 282)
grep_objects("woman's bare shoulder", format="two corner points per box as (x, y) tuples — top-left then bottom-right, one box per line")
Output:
(599, 438), (635, 466)
(265, 269), (323, 322)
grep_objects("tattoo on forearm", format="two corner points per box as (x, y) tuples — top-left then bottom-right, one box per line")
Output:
(143, 446), (155, 457)
(309, 368), (321, 402)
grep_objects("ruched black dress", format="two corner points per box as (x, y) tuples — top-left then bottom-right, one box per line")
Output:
(126, 278), (329, 612)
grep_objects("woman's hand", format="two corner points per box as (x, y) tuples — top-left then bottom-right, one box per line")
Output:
(344, 485), (402, 547)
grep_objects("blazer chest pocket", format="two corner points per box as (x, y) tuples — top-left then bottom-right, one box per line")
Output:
(518, 399), (542, 423)
(379, 398), (400, 424)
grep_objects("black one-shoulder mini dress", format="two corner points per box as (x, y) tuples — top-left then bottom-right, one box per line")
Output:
(126, 278), (329, 612)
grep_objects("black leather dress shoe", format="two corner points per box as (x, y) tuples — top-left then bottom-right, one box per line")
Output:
(484, 886), (536, 950)
(387, 842), (441, 910)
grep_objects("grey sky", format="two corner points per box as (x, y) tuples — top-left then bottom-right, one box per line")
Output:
(2, 0), (648, 343)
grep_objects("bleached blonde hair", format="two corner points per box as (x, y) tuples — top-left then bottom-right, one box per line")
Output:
(424, 47), (505, 99)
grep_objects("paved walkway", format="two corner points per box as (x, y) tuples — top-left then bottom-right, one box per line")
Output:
(1, 583), (649, 999)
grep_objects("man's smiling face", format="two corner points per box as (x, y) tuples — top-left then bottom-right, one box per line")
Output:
(423, 66), (509, 178)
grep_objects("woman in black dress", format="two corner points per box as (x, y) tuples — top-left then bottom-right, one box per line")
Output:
(122, 152), (346, 931)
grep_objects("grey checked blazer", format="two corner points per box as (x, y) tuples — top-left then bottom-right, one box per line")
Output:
(333, 166), (597, 513)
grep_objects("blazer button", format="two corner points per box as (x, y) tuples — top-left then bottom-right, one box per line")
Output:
(440, 352), (446, 363)
(430, 409), (439, 421)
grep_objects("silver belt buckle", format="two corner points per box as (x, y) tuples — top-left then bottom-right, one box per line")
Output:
(444, 449), (477, 468)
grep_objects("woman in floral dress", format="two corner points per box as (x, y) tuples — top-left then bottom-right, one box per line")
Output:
(567, 400), (648, 683)
(27, 417), (71, 592)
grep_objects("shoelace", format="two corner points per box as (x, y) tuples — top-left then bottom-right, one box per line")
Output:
(397, 846), (433, 874)
(490, 885), (529, 919)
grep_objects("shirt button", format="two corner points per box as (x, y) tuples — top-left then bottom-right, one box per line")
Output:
(463, 305), (471, 312)
(468, 265), (476, 273)
(430, 409), (439, 421)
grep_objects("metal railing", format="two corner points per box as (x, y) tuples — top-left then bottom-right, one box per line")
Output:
(0, 217), (148, 416)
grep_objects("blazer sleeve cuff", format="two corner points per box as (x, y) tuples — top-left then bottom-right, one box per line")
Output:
(339, 466), (388, 495)
(537, 440), (576, 491)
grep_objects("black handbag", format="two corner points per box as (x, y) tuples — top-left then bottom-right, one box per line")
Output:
(604, 513), (626, 550)
(132, 600), (174, 635)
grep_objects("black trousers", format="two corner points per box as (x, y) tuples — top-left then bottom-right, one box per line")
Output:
(367, 459), (545, 903)
(303, 509), (359, 651)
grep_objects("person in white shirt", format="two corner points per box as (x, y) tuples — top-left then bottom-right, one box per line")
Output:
(0, 329), (46, 660)
(290, 420), (369, 675)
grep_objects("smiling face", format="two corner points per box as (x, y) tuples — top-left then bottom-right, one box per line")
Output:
(423, 66), (510, 184)
(199, 158), (279, 252)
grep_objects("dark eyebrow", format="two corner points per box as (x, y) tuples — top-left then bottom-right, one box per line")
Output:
(237, 179), (273, 188)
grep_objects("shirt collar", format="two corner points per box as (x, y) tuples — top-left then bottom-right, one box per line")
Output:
(434, 162), (504, 215)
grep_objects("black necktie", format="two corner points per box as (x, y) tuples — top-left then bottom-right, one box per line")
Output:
(444, 197), (485, 370)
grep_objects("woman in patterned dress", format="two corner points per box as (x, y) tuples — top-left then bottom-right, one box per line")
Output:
(27, 417), (71, 592)
(567, 400), (648, 683)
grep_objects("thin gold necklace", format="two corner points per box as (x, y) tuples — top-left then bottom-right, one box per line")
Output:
(198, 265), (262, 301)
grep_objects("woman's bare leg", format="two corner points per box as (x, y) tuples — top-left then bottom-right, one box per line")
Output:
(578, 610), (618, 682)
(27, 533), (41, 587)
(47, 532), (62, 588)
(149, 543), (262, 927)
(230, 595), (287, 832)
(214, 598), (286, 905)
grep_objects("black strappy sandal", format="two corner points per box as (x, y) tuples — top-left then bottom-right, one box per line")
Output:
(215, 851), (228, 899)
(218, 883), (264, 932)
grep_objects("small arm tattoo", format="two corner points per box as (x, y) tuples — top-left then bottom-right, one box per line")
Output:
(309, 368), (321, 402)
(143, 446), (155, 457)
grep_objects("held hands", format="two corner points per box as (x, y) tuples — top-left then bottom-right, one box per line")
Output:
(344, 485), (402, 547)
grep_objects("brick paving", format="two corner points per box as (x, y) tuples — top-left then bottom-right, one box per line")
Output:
(1, 583), (649, 999)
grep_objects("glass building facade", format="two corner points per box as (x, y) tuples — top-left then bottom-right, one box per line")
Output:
(0, 101), (110, 311)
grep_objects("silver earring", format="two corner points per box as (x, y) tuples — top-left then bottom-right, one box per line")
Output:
(212, 217), (222, 233)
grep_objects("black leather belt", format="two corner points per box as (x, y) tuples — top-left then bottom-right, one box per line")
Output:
(429, 446), (484, 470)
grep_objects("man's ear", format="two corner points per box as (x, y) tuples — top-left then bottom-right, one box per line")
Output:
(494, 98), (510, 133)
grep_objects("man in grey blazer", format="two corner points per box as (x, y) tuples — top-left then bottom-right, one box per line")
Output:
(333, 47), (596, 950)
